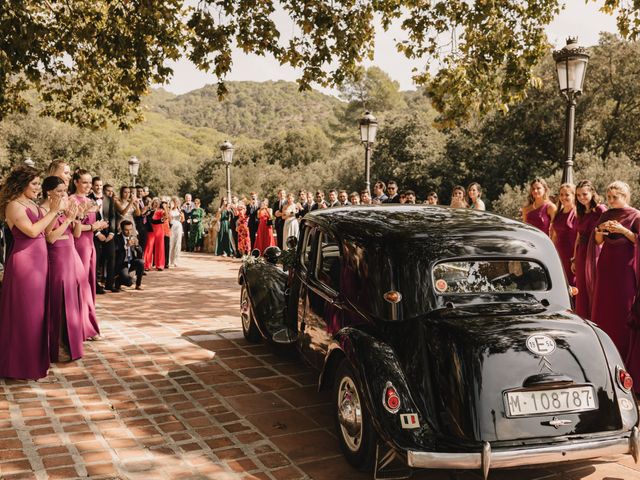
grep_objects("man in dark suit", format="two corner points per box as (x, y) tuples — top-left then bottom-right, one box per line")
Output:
(246, 192), (260, 249)
(89, 177), (117, 293)
(337, 190), (351, 206)
(311, 190), (326, 211)
(327, 189), (339, 207)
(271, 189), (287, 250)
(383, 180), (401, 203)
(114, 220), (144, 290)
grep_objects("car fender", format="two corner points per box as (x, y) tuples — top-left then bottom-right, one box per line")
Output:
(587, 320), (639, 429)
(321, 327), (435, 451)
(237, 262), (288, 340)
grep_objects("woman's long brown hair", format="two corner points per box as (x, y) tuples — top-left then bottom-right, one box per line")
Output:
(0, 166), (40, 220)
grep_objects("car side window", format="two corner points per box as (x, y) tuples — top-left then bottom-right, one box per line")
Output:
(299, 226), (316, 272)
(316, 231), (340, 291)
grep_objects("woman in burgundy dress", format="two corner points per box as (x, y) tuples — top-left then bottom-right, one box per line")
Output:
(571, 180), (606, 318)
(522, 178), (557, 236)
(254, 199), (276, 255)
(42, 177), (94, 362)
(71, 170), (106, 339)
(550, 183), (577, 285)
(590, 181), (640, 381)
(0, 167), (62, 380)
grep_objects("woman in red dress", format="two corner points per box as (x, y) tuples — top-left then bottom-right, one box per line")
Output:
(254, 199), (276, 255)
(144, 199), (166, 270)
(572, 180), (606, 318)
(235, 202), (251, 256)
(522, 178), (557, 236)
(550, 183), (577, 286)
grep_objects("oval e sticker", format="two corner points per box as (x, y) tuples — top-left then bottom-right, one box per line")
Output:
(619, 398), (634, 411)
(435, 279), (448, 292)
(526, 334), (556, 356)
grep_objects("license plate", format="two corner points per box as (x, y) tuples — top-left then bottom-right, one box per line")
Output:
(505, 386), (597, 417)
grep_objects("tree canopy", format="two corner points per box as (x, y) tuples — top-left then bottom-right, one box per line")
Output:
(2, 0), (639, 129)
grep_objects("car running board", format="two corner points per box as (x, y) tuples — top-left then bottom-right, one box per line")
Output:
(374, 442), (412, 480)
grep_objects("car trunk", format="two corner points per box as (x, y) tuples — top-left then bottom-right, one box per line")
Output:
(394, 312), (622, 447)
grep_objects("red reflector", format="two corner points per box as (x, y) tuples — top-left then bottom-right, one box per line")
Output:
(620, 369), (634, 391)
(383, 383), (401, 413)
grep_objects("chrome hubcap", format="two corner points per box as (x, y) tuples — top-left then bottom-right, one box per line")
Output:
(337, 376), (363, 452)
(240, 287), (251, 331)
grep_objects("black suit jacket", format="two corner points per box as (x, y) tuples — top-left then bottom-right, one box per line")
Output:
(88, 192), (116, 235)
(383, 194), (400, 204)
(247, 202), (260, 232)
(271, 199), (285, 231)
(114, 233), (143, 271)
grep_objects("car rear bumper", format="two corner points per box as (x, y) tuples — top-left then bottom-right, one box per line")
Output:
(407, 426), (639, 475)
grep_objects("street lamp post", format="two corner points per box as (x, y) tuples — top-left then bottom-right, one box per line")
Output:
(220, 140), (234, 204)
(128, 156), (140, 187)
(553, 37), (590, 185)
(359, 111), (378, 194)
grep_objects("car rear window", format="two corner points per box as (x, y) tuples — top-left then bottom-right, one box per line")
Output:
(432, 260), (549, 294)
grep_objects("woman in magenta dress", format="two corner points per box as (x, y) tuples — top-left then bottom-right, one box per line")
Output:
(571, 180), (606, 318)
(71, 170), (106, 339)
(550, 183), (577, 286)
(42, 177), (95, 362)
(590, 181), (640, 381)
(522, 178), (557, 235)
(0, 167), (62, 380)
(254, 199), (276, 255)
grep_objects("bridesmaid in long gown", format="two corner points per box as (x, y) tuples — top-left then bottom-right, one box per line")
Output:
(216, 198), (235, 256)
(522, 178), (557, 236)
(590, 181), (640, 381)
(572, 180), (606, 318)
(71, 170), (106, 339)
(144, 200), (166, 270)
(0, 167), (62, 380)
(189, 198), (205, 252)
(550, 183), (577, 286)
(42, 177), (94, 362)
(254, 199), (276, 255)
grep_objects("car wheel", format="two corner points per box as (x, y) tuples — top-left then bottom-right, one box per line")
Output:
(333, 360), (376, 471)
(240, 283), (260, 343)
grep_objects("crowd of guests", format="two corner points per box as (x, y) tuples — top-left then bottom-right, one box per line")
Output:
(0, 160), (200, 380)
(522, 178), (640, 383)
(210, 180), (487, 257)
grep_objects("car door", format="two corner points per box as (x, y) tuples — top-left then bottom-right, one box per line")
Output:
(300, 229), (343, 370)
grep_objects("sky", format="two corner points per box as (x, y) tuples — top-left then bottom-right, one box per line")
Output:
(162, 0), (618, 95)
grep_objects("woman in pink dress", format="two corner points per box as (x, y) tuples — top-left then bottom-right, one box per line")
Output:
(42, 177), (95, 362)
(522, 178), (557, 236)
(71, 169), (106, 339)
(0, 166), (62, 380)
(590, 181), (640, 382)
(254, 199), (276, 255)
(550, 183), (577, 286)
(571, 180), (606, 318)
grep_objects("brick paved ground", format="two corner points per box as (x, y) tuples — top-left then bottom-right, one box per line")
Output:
(1, 252), (640, 480)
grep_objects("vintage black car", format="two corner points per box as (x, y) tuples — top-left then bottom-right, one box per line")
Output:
(238, 205), (639, 479)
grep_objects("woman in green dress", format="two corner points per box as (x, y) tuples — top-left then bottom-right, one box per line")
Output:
(188, 198), (205, 252)
(216, 198), (235, 256)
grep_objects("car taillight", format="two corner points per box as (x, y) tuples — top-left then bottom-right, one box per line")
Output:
(383, 382), (401, 413)
(618, 367), (634, 392)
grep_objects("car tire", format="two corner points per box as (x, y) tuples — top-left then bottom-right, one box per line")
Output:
(240, 282), (261, 343)
(333, 360), (376, 471)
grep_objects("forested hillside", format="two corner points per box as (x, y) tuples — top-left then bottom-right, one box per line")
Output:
(2, 34), (640, 216)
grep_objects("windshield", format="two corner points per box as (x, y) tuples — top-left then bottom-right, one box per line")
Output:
(432, 260), (549, 294)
